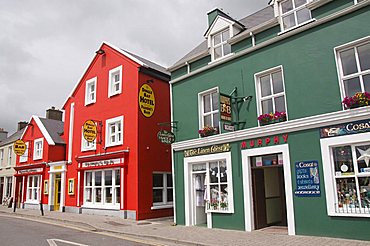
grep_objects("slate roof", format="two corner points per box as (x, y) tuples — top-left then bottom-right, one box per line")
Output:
(170, 5), (275, 69)
(0, 129), (25, 147)
(39, 118), (65, 145)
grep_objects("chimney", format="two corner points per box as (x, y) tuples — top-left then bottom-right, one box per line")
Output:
(0, 128), (8, 142)
(207, 8), (227, 26)
(46, 106), (63, 121)
(18, 121), (28, 131)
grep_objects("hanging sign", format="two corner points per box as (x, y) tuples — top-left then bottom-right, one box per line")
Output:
(184, 143), (231, 157)
(220, 93), (232, 122)
(13, 140), (27, 156)
(83, 120), (97, 142)
(139, 84), (155, 118)
(157, 130), (175, 144)
(320, 119), (370, 138)
(294, 160), (321, 197)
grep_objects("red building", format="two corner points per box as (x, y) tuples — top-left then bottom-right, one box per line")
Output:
(14, 108), (66, 211)
(62, 42), (172, 220)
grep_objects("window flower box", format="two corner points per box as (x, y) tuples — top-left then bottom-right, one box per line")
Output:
(198, 126), (218, 137)
(342, 92), (370, 109)
(258, 111), (287, 126)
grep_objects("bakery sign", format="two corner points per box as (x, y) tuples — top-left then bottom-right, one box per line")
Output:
(184, 143), (231, 157)
(82, 158), (122, 168)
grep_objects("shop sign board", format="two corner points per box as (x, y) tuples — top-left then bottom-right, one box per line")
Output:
(18, 168), (43, 174)
(139, 84), (155, 118)
(13, 140), (27, 156)
(157, 130), (175, 144)
(294, 160), (321, 197)
(220, 93), (232, 122)
(320, 119), (370, 138)
(240, 134), (288, 149)
(184, 143), (231, 158)
(82, 158), (122, 168)
(223, 123), (235, 132)
(83, 120), (97, 142)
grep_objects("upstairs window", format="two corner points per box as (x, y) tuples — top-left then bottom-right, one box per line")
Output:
(81, 128), (96, 152)
(33, 138), (43, 160)
(105, 116), (123, 147)
(336, 38), (370, 98)
(85, 77), (97, 105)
(108, 65), (122, 97)
(211, 29), (231, 61)
(199, 89), (219, 133)
(19, 142), (29, 163)
(0, 149), (4, 166)
(7, 146), (12, 166)
(279, 0), (311, 31)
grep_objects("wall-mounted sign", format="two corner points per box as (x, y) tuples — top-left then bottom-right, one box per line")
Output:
(83, 120), (97, 142)
(240, 134), (288, 149)
(139, 84), (155, 118)
(18, 168), (43, 174)
(13, 140), (27, 156)
(44, 180), (49, 195)
(220, 93), (232, 122)
(223, 123), (235, 132)
(294, 160), (321, 197)
(157, 130), (175, 144)
(320, 119), (370, 138)
(68, 179), (75, 195)
(184, 143), (231, 158)
(81, 158), (122, 168)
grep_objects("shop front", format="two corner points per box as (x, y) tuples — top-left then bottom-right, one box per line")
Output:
(47, 161), (67, 211)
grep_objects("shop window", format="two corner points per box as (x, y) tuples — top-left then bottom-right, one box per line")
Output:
(26, 175), (40, 203)
(336, 38), (370, 99)
(85, 77), (97, 105)
(84, 169), (120, 207)
(81, 128), (96, 151)
(279, 0), (312, 31)
(105, 116), (124, 147)
(152, 173), (173, 207)
(211, 29), (231, 61)
(7, 146), (12, 166)
(33, 138), (43, 160)
(199, 88), (219, 134)
(19, 142), (29, 163)
(5, 177), (12, 197)
(108, 65), (122, 97)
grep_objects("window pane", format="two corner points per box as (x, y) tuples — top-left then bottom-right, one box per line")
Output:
(219, 161), (227, 183)
(167, 188), (173, 202)
(86, 172), (92, 186)
(115, 170), (120, 186)
(275, 96), (286, 112)
(222, 30), (229, 41)
(363, 74), (370, 92)
(296, 7), (311, 25)
(95, 188), (102, 203)
(85, 188), (92, 202)
(153, 174), (163, 187)
(281, 0), (293, 13)
(358, 178), (370, 209)
(262, 99), (273, 114)
(223, 43), (231, 56)
(220, 184), (228, 209)
(212, 113), (219, 129)
(213, 33), (221, 45)
(116, 187), (120, 204)
(212, 92), (219, 110)
(294, 0), (307, 8)
(203, 94), (211, 113)
(283, 13), (296, 29)
(343, 77), (361, 97)
(105, 188), (112, 203)
(214, 46), (222, 60)
(336, 178), (358, 208)
(210, 185), (219, 209)
(167, 174), (173, 187)
(204, 115), (212, 126)
(105, 170), (112, 186)
(332, 146), (354, 175)
(153, 189), (163, 203)
(272, 71), (284, 94)
(209, 162), (219, 184)
(340, 49), (358, 76)
(356, 145), (370, 173)
(358, 43), (370, 71)
(260, 75), (271, 97)
(95, 171), (102, 186)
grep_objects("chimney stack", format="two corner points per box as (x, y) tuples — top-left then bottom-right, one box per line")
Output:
(0, 128), (8, 142)
(18, 121), (28, 131)
(46, 106), (63, 121)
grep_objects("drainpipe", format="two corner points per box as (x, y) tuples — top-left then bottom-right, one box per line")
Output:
(250, 32), (255, 47)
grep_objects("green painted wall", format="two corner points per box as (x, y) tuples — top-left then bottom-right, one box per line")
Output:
(255, 25), (280, 45)
(231, 37), (252, 53)
(190, 56), (211, 72)
(312, 0), (354, 19)
(174, 151), (185, 225)
(172, 65), (187, 80)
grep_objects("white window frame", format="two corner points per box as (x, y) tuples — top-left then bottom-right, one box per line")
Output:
(5, 176), (12, 197)
(33, 138), (43, 160)
(105, 116), (124, 148)
(152, 172), (173, 209)
(0, 149), (4, 166)
(7, 146), (12, 166)
(321, 132), (370, 218)
(81, 127), (96, 152)
(19, 142), (29, 163)
(335, 36), (370, 103)
(211, 28), (231, 61)
(108, 65), (122, 97)
(26, 175), (41, 204)
(83, 168), (120, 209)
(85, 77), (97, 105)
(279, 0), (312, 32)
(255, 66), (288, 123)
(198, 87), (220, 133)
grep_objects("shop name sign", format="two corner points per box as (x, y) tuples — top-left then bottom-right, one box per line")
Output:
(139, 84), (155, 118)
(294, 160), (321, 197)
(18, 168), (43, 174)
(83, 120), (97, 142)
(184, 143), (231, 157)
(240, 134), (288, 149)
(13, 140), (27, 156)
(220, 93), (232, 122)
(320, 119), (370, 138)
(157, 130), (175, 144)
(82, 158), (122, 168)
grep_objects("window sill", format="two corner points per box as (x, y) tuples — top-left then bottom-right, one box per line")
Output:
(82, 204), (120, 210)
(328, 212), (370, 218)
(278, 18), (316, 36)
(206, 209), (234, 214)
(81, 148), (96, 152)
(105, 142), (123, 148)
(84, 101), (96, 106)
(208, 53), (234, 65)
(108, 91), (122, 98)
(151, 204), (173, 210)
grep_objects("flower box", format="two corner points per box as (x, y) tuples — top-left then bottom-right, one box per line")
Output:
(198, 126), (218, 137)
(342, 92), (370, 109)
(258, 111), (287, 126)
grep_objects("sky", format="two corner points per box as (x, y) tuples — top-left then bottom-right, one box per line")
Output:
(0, 0), (268, 134)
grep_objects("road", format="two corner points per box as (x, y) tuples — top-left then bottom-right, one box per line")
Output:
(0, 216), (157, 246)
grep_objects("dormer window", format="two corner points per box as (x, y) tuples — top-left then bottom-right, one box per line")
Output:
(279, 0), (311, 31)
(212, 29), (231, 61)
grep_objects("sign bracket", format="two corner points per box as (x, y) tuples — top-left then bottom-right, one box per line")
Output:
(223, 87), (252, 130)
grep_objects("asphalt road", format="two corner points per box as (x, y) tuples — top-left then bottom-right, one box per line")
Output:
(0, 216), (152, 246)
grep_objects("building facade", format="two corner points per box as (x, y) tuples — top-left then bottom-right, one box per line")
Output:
(62, 42), (172, 220)
(169, 0), (370, 240)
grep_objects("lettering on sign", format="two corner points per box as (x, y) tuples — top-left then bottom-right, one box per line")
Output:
(240, 134), (288, 149)
(139, 84), (155, 118)
(13, 140), (27, 156)
(184, 143), (231, 157)
(81, 158), (122, 168)
(220, 93), (232, 122)
(320, 119), (370, 138)
(157, 130), (175, 144)
(18, 168), (43, 174)
(83, 120), (97, 142)
(294, 160), (321, 197)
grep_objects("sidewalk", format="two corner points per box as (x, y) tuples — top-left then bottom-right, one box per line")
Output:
(0, 206), (369, 246)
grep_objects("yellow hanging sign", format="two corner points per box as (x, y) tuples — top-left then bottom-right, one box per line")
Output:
(13, 140), (27, 156)
(83, 120), (97, 142)
(139, 84), (155, 118)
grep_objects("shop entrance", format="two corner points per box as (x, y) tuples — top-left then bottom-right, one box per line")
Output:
(191, 164), (207, 226)
(54, 174), (61, 211)
(0, 177), (4, 204)
(251, 154), (287, 230)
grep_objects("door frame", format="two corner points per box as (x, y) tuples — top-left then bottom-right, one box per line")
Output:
(241, 144), (295, 235)
(54, 175), (61, 211)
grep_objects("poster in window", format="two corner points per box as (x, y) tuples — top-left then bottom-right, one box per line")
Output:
(294, 160), (321, 197)
(68, 178), (74, 195)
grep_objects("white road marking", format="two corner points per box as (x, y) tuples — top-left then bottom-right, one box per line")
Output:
(47, 239), (89, 246)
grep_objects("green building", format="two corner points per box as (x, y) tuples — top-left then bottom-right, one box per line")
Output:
(169, 0), (370, 240)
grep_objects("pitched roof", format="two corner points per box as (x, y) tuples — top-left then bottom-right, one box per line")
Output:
(38, 118), (65, 145)
(0, 129), (25, 147)
(170, 5), (275, 70)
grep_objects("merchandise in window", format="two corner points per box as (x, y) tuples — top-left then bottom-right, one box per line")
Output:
(85, 77), (97, 105)
(152, 173), (173, 206)
(200, 90), (219, 133)
(27, 175), (40, 202)
(108, 66), (122, 97)
(280, 0), (311, 31)
(212, 29), (231, 60)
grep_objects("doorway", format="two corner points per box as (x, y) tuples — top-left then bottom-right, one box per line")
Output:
(191, 163), (207, 226)
(251, 154), (287, 230)
(0, 177), (4, 204)
(54, 174), (61, 211)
